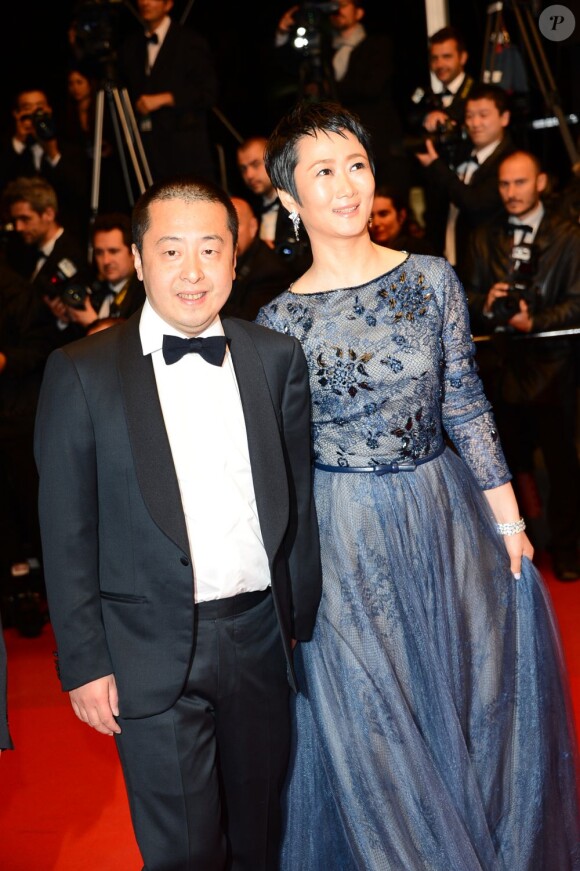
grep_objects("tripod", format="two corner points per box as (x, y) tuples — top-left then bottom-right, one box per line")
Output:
(481, 0), (579, 165)
(90, 76), (153, 238)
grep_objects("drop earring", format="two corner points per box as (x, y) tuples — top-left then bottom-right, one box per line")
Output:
(289, 210), (301, 241)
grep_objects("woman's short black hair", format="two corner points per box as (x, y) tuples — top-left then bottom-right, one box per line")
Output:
(265, 101), (375, 205)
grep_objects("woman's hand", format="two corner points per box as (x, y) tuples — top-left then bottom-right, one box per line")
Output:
(502, 530), (534, 579)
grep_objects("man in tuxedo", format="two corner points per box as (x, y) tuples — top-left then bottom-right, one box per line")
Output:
(119, 0), (218, 183)
(466, 151), (580, 581)
(222, 197), (294, 320)
(3, 176), (90, 345)
(407, 26), (474, 137)
(0, 88), (89, 234)
(64, 212), (145, 336)
(236, 136), (312, 280)
(416, 83), (515, 278)
(34, 176), (322, 870)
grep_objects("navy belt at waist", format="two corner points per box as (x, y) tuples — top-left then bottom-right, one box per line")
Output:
(196, 587), (270, 620)
(314, 443), (445, 476)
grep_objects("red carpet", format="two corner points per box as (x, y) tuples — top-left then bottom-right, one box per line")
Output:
(1, 553), (579, 870)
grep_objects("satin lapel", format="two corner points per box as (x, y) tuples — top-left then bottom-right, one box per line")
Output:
(224, 320), (289, 562)
(117, 315), (190, 557)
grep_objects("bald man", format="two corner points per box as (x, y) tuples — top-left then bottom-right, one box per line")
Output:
(222, 196), (294, 320)
(467, 150), (580, 580)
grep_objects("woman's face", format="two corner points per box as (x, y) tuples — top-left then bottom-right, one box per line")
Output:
(288, 129), (375, 242)
(67, 71), (91, 103)
(369, 196), (405, 245)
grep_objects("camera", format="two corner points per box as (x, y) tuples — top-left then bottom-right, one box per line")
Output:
(21, 109), (57, 142)
(60, 281), (90, 309)
(72, 0), (123, 71)
(42, 258), (81, 302)
(431, 119), (468, 168)
(491, 241), (541, 325)
(291, 1), (338, 55)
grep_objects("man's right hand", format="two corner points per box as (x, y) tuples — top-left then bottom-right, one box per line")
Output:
(69, 674), (121, 736)
(484, 282), (510, 315)
(423, 110), (450, 132)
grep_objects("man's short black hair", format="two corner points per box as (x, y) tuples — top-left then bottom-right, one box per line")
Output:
(466, 83), (511, 116)
(429, 27), (467, 55)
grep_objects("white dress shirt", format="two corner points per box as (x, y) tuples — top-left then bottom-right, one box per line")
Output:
(444, 138), (503, 266)
(139, 301), (271, 602)
(146, 14), (171, 73)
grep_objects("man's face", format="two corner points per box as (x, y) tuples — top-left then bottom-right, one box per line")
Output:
(93, 229), (134, 284)
(237, 141), (275, 199)
(13, 90), (51, 143)
(465, 98), (509, 150)
(330, 1), (363, 34)
(133, 197), (236, 336)
(498, 154), (546, 217)
(138, 0), (173, 29)
(429, 39), (467, 85)
(10, 200), (54, 247)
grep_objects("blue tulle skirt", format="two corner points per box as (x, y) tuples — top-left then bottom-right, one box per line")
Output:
(281, 448), (580, 870)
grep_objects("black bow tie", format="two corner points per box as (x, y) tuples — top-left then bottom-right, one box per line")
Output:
(162, 334), (229, 366)
(506, 223), (533, 236)
(145, 32), (159, 45)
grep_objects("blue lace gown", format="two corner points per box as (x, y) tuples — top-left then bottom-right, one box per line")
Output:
(255, 255), (580, 870)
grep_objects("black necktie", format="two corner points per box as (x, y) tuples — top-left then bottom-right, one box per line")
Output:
(145, 32), (159, 44)
(162, 334), (229, 366)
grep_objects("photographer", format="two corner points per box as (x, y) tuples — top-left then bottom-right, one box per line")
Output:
(64, 212), (145, 334)
(407, 27), (474, 137)
(0, 88), (90, 235)
(416, 83), (515, 278)
(236, 135), (312, 280)
(467, 151), (580, 580)
(274, 1), (405, 188)
(3, 176), (89, 347)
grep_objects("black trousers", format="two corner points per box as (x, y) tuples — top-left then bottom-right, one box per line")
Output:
(115, 589), (290, 871)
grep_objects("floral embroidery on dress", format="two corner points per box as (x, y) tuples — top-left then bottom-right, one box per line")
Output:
(316, 347), (374, 397)
(378, 271), (432, 322)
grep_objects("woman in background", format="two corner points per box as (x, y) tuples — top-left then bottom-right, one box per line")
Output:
(256, 101), (580, 870)
(370, 184), (434, 254)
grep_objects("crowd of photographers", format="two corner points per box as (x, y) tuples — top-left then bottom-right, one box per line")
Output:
(1, 1), (580, 639)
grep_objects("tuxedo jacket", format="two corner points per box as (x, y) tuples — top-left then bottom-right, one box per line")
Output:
(34, 314), (322, 718)
(423, 134), (516, 277)
(119, 21), (218, 181)
(466, 209), (580, 405)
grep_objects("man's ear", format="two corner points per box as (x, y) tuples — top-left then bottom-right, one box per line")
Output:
(132, 243), (143, 281)
(537, 172), (548, 194)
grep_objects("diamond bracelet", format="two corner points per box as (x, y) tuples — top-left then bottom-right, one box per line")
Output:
(496, 518), (526, 536)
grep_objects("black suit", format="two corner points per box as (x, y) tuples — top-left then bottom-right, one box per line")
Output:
(34, 312), (321, 868)
(335, 33), (407, 189)
(223, 236), (295, 320)
(466, 208), (580, 561)
(0, 137), (89, 235)
(422, 133), (516, 278)
(119, 21), (219, 182)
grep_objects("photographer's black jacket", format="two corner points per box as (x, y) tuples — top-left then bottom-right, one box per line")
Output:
(407, 74), (475, 135)
(466, 208), (580, 404)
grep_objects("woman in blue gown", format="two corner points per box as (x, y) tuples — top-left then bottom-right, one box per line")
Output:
(255, 101), (580, 870)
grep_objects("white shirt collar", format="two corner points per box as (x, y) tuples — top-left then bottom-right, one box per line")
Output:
(436, 71), (465, 96)
(508, 201), (545, 234)
(472, 138), (503, 165)
(39, 227), (64, 258)
(332, 23), (366, 50)
(146, 14), (171, 45)
(139, 298), (225, 356)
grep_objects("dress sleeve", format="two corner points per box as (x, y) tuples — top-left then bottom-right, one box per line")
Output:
(439, 261), (512, 489)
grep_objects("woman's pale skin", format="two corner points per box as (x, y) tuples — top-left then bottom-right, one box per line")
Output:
(276, 127), (533, 577)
